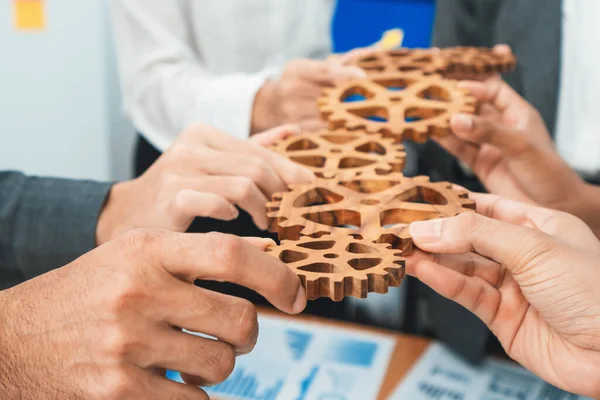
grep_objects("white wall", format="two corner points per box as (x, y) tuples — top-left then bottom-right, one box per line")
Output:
(0, 0), (134, 181)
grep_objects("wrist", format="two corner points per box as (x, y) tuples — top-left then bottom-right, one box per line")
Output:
(95, 181), (131, 245)
(251, 80), (281, 135)
(566, 181), (600, 236)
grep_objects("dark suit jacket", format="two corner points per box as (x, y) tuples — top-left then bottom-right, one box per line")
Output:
(410, 0), (563, 363)
(0, 171), (112, 290)
(421, 0), (563, 187)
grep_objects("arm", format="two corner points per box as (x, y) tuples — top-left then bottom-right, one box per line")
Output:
(110, 0), (274, 149)
(0, 172), (111, 288)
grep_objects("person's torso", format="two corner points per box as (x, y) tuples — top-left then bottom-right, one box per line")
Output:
(183, 0), (335, 74)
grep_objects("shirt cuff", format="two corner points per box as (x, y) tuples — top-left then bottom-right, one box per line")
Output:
(185, 69), (278, 141)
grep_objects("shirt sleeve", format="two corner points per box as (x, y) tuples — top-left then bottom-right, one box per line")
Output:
(110, 0), (273, 151)
(0, 171), (112, 289)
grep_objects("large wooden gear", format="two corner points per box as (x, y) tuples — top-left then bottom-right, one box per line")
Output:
(270, 129), (407, 179)
(319, 71), (477, 142)
(267, 173), (475, 254)
(351, 47), (517, 77)
(266, 235), (405, 301)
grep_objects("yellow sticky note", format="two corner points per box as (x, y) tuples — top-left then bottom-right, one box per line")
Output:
(14, 0), (46, 31)
(374, 29), (405, 50)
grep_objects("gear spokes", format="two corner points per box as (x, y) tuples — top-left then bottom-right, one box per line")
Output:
(266, 235), (405, 301)
(319, 71), (477, 142)
(269, 129), (406, 178)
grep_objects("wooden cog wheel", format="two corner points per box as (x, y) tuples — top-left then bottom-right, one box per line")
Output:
(439, 46), (517, 75)
(270, 129), (407, 179)
(267, 173), (475, 254)
(353, 48), (447, 76)
(266, 235), (405, 301)
(351, 47), (516, 77)
(319, 71), (477, 142)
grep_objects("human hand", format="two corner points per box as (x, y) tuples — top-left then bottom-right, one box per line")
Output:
(0, 230), (306, 399)
(438, 75), (588, 213)
(96, 123), (314, 244)
(249, 124), (302, 147)
(252, 58), (366, 133)
(407, 193), (600, 398)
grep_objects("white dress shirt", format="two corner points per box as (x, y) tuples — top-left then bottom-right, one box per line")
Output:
(556, 0), (600, 179)
(110, 0), (335, 151)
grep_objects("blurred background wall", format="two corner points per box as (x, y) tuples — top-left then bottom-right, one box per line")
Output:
(0, 0), (434, 182)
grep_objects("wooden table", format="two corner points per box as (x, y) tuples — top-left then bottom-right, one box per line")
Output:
(258, 308), (431, 400)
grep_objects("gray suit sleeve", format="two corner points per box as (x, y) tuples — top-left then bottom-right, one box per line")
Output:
(432, 0), (498, 47)
(0, 171), (112, 288)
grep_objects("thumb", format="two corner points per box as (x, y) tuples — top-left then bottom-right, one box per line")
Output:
(250, 125), (301, 147)
(451, 113), (528, 155)
(328, 64), (368, 83)
(492, 43), (513, 56)
(409, 213), (556, 276)
(334, 47), (377, 66)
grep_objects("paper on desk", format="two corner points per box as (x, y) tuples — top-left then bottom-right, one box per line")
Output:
(167, 314), (395, 400)
(389, 343), (592, 400)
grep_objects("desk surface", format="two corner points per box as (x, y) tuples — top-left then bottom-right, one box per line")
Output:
(258, 308), (430, 400)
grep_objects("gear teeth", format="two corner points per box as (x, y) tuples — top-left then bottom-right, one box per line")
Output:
(267, 129), (408, 181)
(267, 235), (405, 301)
(261, 48), (507, 300)
(317, 69), (478, 143)
(265, 174), (475, 254)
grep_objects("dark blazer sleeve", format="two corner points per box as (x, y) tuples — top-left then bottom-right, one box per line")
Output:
(0, 171), (112, 289)
(432, 0), (498, 47)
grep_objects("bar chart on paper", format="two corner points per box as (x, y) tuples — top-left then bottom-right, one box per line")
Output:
(207, 368), (284, 400)
(166, 316), (394, 400)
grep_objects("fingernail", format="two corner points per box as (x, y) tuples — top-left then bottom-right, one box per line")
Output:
(259, 238), (277, 247)
(410, 220), (443, 244)
(289, 125), (302, 135)
(292, 286), (307, 314)
(228, 207), (240, 220)
(451, 113), (474, 132)
(294, 166), (316, 183)
(331, 65), (367, 80)
(347, 66), (367, 79)
(257, 218), (268, 231)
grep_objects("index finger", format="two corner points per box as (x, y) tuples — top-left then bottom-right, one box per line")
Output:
(148, 231), (307, 314)
(201, 125), (315, 185)
(294, 59), (366, 86)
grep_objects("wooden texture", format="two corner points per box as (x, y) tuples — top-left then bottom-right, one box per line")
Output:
(352, 46), (517, 77)
(439, 46), (517, 75)
(267, 173), (475, 255)
(266, 235), (405, 301)
(270, 129), (406, 179)
(319, 71), (477, 142)
(354, 48), (447, 76)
